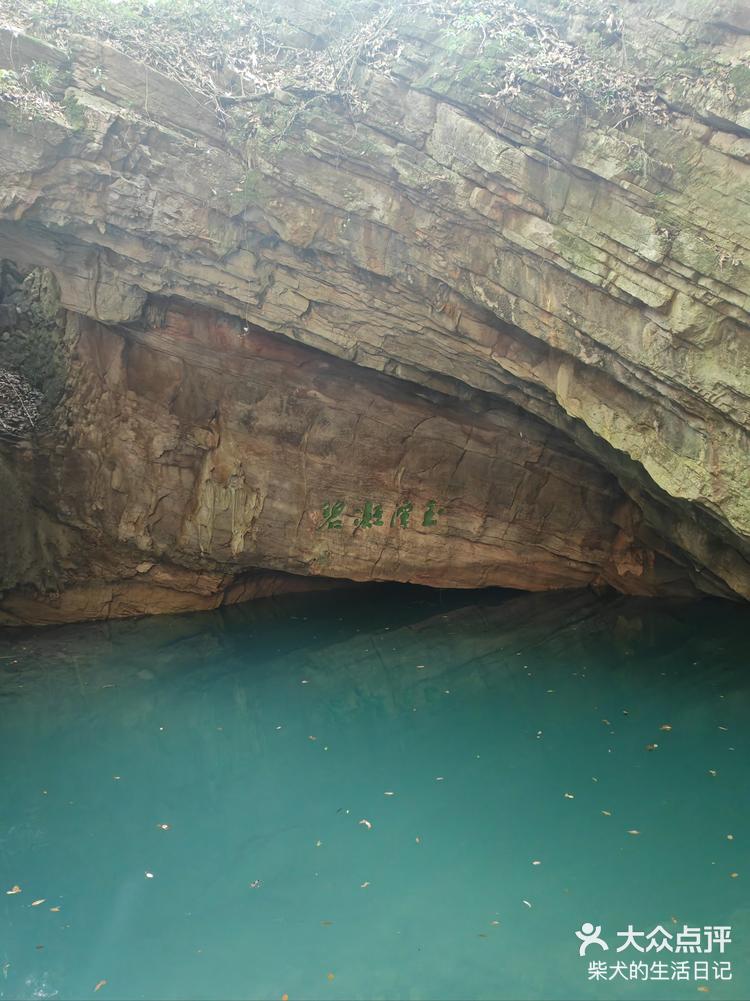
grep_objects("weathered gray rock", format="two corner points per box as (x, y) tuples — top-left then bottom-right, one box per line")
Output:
(0, 0), (748, 622)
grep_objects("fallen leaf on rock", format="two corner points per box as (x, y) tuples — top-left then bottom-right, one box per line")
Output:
(31, 899), (45, 907)
(94, 981), (107, 992)
(359, 819), (372, 830)
(6, 886), (21, 895)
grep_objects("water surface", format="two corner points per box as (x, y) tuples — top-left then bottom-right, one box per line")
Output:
(1, 586), (748, 1000)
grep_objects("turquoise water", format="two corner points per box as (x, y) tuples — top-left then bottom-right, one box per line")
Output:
(1, 586), (748, 1001)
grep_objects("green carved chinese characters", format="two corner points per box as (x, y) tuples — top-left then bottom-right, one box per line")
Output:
(317, 499), (445, 532)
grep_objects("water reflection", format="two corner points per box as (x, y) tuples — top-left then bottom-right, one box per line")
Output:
(1, 586), (748, 1001)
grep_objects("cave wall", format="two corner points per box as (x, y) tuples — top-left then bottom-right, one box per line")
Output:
(0, 0), (749, 621)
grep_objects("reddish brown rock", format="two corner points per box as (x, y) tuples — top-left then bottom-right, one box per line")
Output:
(0, 302), (710, 624)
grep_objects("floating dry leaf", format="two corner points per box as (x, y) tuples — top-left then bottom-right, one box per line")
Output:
(327, 972), (335, 982)
(321, 920), (333, 926)
(627, 830), (641, 836)
(50, 907), (60, 912)
(645, 743), (659, 751)
(31, 899), (45, 907)
(697, 988), (710, 993)
(282, 994), (289, 1001)
(730, 872), (739, 878)
(358, 819), (372, 830)
(6, 886), (21, 895)
(601, 719), (611, 726)
(659, 724), (673, 732)
(94, 981), (107, 993)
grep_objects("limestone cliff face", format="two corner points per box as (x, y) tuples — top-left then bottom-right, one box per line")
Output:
(0, 0), (748, 623)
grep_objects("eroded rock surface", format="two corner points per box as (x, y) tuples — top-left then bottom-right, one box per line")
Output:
(0, 0), (748, 622)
